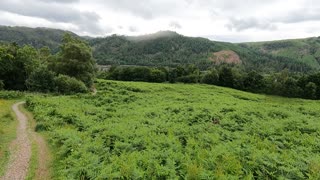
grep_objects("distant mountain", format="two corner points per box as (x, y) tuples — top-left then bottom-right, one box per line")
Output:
(0, 26), (78, 52)
(0, 26), (316, 72)
(243, 37), (320, 70)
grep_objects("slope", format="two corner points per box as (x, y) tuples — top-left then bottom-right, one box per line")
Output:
(0, 26), (77, 52)
(244, 37), (320, 70)
(26, 79), (320, 179)
(89, 31), (313, 72)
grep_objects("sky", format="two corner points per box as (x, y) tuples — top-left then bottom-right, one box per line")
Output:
(0, 0), (319, 42)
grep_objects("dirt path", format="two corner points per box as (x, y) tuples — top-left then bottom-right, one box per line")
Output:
(1, 102), (31, 180)
(29, 116), (51, 180)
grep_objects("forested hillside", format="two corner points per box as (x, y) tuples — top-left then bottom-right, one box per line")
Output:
(244, 37), (320, 70)
(89, 31), (313, 72)
(0, 26), (317, 72)
(0, 26), (77, 52)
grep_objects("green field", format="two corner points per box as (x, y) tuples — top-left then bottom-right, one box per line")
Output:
(26, 80), (320, 179)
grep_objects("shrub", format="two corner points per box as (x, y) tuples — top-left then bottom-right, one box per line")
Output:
(0, 91), (24, 99)
(26, 66), (56, 93)
(149, 69), (166, 83)
(54, 74), (88, 94)
(176, 74), (199, 83)
(201, 71), (219, 85)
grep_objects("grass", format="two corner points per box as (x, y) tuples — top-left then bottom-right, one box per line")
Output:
(20, 104), (52, 180)
(26, 80), (320, 179)
(21, 103), (39, 180)
(26, 138), (38, 180)
(0, 100), (17, 176)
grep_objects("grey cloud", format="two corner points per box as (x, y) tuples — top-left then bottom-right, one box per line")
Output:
(169, 21), (182, 29)
(94, 0), (183, 19)
(38, 0), (79, 3)
(129, 26), (138, 32)
(278, 7), (320, 23)
(94, 0), (154, 19)
(0, 0), (103, 34)
(226, 18), (277, 31)
(226, 6), (320, 32)
(184, 0), (194, 5)
(0, 0), (99, 23)
(196, 0), (278, 14)
(206, 34), (255, 43)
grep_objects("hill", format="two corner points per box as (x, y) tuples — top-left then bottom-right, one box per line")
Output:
(0, 26), (77, 52)
(244, 37), (320, 70)
(90, 31), (313, 72)
(90, 31), (230, 68)
(24, 79), (320, 179)
(0, 26), (316, 72)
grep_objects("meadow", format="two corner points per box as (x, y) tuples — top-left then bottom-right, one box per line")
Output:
(26, 80), (320, 179)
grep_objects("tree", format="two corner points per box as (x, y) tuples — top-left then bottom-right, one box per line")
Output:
(149, 69), (166, 82)
(201, 69), (219, 85)
(304, 82), (317, 99)
(282, 77), (301, 97)
(54, 74), (88, 94)
(39, 46), (51, 62)
(50, 34), (96, 88)
(243, 71), (265, 92)
(0, 43), (40, 90)
(26, 65), (56, 93)
(218, 66), (234, 88)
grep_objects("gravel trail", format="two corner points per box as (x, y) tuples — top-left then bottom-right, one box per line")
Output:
(1, 102), (31, 180)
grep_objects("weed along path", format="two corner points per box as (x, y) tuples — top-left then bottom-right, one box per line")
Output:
(1, 102), (31, 180)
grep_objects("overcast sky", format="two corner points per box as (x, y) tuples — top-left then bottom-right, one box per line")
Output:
(0, 0), (319, 42)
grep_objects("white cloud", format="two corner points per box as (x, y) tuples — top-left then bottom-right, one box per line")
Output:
(0, 0), (320, 42)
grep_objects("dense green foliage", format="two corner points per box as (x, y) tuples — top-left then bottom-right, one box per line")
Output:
(53, 74), (88, 94)
(0, 43), (40, 90)
(0, 91), (24, 100)
(49, 34), (96, 87)
(0, 34), (95, 94)
(26, 80), (320, 179)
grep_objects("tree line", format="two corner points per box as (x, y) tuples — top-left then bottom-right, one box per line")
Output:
(0, 34), (96, 94)
(99, 65), (320, 100)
